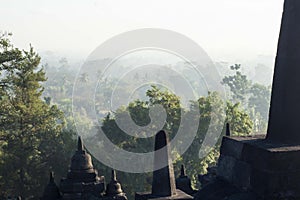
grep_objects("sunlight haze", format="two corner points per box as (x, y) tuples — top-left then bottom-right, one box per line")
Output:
(0, 0), (284, 64)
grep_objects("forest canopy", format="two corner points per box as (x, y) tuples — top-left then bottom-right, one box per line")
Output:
(0, 33), (271, 199)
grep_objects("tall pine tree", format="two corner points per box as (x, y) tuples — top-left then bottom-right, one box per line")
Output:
(0, 33), (75, 199)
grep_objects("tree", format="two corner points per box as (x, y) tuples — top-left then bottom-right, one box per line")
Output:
(222, 64), (252, 104)
(180, 92), (253, 187)
(222, 64), (271, 133)
(0, 33), (75, 199)
(248, 83), (271, 122)
(226, 101), (253, 136)
(100, 86), (253, 196)
(79, 72), (89, 83)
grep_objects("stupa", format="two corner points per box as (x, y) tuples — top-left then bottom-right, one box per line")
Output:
(105, 170), (127, 200)
(40, 172), (61, 200)
(175, 165), (196, 196)
(59, 136), (105, 199)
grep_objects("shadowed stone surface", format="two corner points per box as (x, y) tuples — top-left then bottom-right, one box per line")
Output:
(218, 136), (300, 198)
(225, 123), (231, 137)
(152, 130), (177, 197)
(41, 172), (61, 200)
(135, 130), (193, 200)
(176, 165), (196, 196)
(194, 179), (240, 200)
(266, 0), (300, 144)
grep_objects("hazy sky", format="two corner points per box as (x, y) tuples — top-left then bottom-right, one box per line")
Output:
(1, 0), (284, 63)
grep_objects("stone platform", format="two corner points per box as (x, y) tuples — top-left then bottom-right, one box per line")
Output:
(217, 135), (300, 199)
(135, 189), (193, 200)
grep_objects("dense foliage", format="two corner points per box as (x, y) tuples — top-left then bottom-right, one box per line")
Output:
(100, 86), (253, 196)
(0, 33), (271, 199)
(0, 33), (75, 199)
(222, 64), (271, 133)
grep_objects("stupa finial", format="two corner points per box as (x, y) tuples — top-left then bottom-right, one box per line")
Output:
(77, 136), (84, 151)
(112, 169), (117, 181)
(49, 171), (54, 183)
(180, 165), (186, 177)
(226, 123), (231, 136)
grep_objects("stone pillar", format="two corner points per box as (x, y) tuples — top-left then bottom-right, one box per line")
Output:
(151, 130), (177, 197)
(135, 130), (193, 200)
(267, 0), (300, 143)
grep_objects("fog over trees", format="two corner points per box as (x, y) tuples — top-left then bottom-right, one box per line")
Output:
(0, 33), (272, 199)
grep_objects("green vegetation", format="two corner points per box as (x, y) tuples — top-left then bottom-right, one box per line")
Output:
(100, 87), (253, 195)
(0, 33), (75, 199)
(222, 64), (271, 133)
(0, 33), (270, 199)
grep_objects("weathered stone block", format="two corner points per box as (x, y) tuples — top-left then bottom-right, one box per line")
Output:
(217, 155), (236, 183)
(251, 168), (300, 198)
(232, 161), (251, 190)
(219, 136), (245, 159)
(217, 136), (300, 199)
